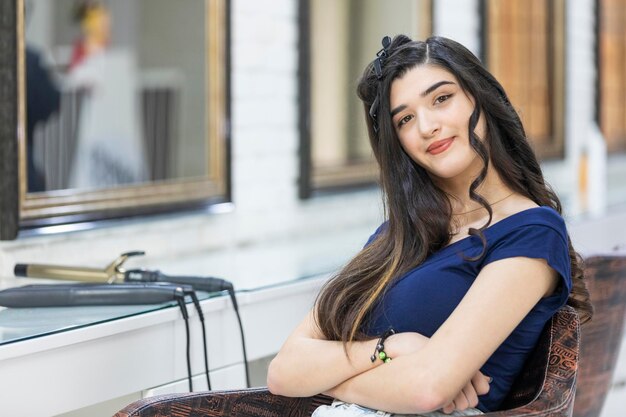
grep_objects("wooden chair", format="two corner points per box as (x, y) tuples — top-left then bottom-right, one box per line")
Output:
(573, 255), (626, 417)
(115, 305), (580, 417)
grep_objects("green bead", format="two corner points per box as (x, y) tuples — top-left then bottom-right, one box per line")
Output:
(384, 357), (392, 363)
(378, 351), (387, 360)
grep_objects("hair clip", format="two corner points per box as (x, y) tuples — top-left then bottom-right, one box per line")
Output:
(370, 36), (392, 133)
(373, 36), (392, 79)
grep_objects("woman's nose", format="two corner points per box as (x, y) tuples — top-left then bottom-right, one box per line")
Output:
(417, 110), (440, 139)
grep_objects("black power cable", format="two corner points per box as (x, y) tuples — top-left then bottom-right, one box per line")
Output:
(123, 269), (251, 388)
(141, 283), (208, 391)
(175, 296), (193, 392)
(226, 288), (250, 388)
(187, 290), (211, 390)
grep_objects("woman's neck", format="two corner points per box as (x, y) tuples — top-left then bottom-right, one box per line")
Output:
(434, 163), (512, 216)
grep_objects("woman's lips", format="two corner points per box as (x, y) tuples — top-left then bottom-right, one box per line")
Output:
(427, 138), (454, 155)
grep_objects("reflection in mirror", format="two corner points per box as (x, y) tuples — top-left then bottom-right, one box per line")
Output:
(0, 0), (226, 237)
(303, 0), (431, 195)
(25, 0), (210, 192)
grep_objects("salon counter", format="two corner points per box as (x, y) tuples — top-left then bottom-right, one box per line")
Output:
(0, 274), (326, 417)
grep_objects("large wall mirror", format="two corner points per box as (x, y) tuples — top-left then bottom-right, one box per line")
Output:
(0, 0), (230, 239)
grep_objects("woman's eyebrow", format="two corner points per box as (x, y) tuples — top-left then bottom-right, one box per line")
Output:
(390, 80), (456, 116)
(390, 105), (407, 118)
(420, 80), (455, 97)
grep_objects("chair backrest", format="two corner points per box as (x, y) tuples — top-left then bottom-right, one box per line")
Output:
(573, 255), (626, 417)
(497, 305), (580, 416)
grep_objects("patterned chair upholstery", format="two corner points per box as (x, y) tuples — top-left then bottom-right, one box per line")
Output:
(115, 305), (580, 417)
(573, 255), (626, 417)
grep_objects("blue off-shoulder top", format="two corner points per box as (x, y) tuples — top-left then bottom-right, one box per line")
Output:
(363, 206), (572, 412)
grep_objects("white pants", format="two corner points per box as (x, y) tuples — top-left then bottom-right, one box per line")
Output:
(312, 400), (484, 417)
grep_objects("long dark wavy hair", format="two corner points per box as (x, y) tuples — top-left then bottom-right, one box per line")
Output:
(315, 35), (593, 344)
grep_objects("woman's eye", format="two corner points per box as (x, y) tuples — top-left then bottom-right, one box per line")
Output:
(434, 94), (452, 105)
(397, 114), (412, 128)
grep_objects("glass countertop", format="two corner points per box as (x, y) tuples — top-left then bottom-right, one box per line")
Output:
(0, 271), (330, 347)
(0, 290), (216, 346)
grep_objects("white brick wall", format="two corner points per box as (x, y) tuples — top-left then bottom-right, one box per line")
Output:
(434, 0), (481, 56)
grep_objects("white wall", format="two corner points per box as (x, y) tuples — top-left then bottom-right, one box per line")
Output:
(434, 0), (481, 56)
(544, 0), (600, 218)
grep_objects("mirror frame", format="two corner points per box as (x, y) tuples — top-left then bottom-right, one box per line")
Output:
(0, 0), (20, 239)
(0, 0), (231, 240)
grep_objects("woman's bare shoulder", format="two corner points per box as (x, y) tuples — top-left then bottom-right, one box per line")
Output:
(491, 194), (539, 223)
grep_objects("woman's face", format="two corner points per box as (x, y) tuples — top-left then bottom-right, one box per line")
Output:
(389, 64), (486, 184)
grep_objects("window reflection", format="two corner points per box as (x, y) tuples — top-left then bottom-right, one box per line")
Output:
(306, 0), (430, 192)
(25, 0), (209, 192)
(484, 0), (565, 159)
(598, 0), (626, 153)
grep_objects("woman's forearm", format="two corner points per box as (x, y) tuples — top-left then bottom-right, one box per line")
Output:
(326, 335), (490, 414)
(326, 354), (445, 414)
(267, 311), (431, 399)
(267, 335), (380, 397)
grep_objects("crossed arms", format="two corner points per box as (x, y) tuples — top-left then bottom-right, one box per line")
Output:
(267, 256), (558, 414)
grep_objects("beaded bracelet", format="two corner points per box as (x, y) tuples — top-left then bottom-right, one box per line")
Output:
(370, 328), (396, 363)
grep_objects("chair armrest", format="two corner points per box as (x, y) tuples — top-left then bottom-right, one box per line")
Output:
(114, 387), (333, 417)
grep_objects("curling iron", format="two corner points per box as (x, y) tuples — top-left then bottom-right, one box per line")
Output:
(14, 251), (233, 293)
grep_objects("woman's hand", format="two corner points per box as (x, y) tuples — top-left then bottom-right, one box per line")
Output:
(441, 372), (490, 414)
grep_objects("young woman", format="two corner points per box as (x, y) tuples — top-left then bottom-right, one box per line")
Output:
(267, 35), (593, 416)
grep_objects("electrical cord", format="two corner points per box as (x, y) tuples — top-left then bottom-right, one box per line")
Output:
(122, 269), (250, 388)
(176, 287), (249, 390)
(176, 286), (249, 389)
(176, 296), (193, 392)
(187, 290), (211, 390)
(166, 284), (213, 391)
(226, 287), (250, 388)
(183, 286), (249, 389)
